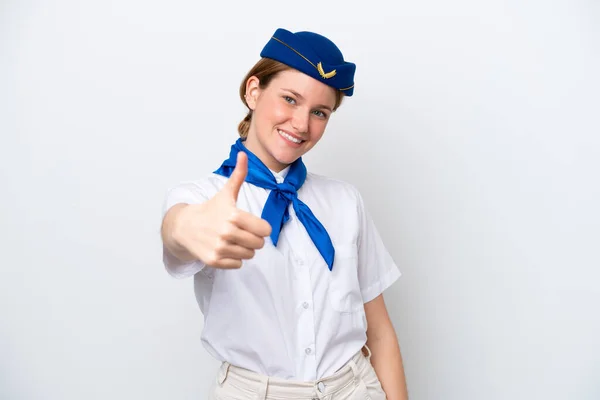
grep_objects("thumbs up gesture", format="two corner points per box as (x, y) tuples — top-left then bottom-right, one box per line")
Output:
(165, 152), (272, 269)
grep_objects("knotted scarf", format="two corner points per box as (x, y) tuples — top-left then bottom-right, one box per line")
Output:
(214, 139), (335, 270)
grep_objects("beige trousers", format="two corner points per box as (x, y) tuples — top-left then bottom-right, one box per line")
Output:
(208, 346), (387, 399)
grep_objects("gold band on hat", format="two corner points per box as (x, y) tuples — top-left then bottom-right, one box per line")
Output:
(271, 36), (339, 80)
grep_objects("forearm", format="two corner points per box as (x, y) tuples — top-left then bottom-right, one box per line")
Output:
(367, 324), (408, 400)
(161, 203), (196, 262)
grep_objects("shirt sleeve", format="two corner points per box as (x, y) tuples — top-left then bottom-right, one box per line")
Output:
(354, 188), (402, 303)
(161, 182), (208, 279)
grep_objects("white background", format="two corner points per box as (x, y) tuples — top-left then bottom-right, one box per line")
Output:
(1, 0), (599, 399)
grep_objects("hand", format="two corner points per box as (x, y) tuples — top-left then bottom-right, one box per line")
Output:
(171, 152), (272, 269)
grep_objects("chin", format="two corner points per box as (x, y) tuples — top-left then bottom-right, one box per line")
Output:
(269, 155), (293, 169)
(273, 148), (304, 166)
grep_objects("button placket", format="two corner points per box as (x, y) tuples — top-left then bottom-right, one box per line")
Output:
(292, 250), (316, 366)
(281, 210), (319, 378)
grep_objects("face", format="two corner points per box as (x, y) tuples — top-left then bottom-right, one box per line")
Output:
(244, 69), (337, 172)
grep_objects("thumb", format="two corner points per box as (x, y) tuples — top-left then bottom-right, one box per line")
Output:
(223, 151), (248, 202)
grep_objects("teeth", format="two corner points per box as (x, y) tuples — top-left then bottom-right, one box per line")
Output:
(278, 129), (302, 144)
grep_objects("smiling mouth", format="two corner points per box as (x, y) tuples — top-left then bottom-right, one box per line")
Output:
(278, 129), (304, 144)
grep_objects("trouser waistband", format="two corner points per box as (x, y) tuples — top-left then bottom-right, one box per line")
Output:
(216, 345), (373, 399)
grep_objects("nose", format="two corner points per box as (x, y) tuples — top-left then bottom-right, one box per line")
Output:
(291, 108), (309, 134)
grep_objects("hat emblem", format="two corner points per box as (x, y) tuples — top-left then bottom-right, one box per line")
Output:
(317, 62), (337, 79)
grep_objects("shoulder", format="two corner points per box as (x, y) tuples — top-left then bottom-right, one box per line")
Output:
(304, 172), (363, 205)
(306, 171), (358, 190)
(163, 173), (228, 207)
(166, 173), (227, 194)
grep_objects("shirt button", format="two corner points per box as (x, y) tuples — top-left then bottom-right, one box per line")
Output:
(297, 259), (304, 265)
(302, 302), (309, 309)
(305, 347), (312, 355)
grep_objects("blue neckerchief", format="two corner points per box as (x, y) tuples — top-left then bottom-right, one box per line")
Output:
(214, 138), (335, 270)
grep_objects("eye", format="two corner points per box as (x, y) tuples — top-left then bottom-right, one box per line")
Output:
(283, 96), (296, 104)
(312, 110), (327, 118)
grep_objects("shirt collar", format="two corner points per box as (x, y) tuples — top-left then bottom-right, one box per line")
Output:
(270, 166), (290, 184)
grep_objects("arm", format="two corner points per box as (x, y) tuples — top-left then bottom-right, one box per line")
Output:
(161, 203), (197, 263)
(364, 294), (409, 400)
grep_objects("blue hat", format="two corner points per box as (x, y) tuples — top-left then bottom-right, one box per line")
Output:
(260, 28), (356, 96)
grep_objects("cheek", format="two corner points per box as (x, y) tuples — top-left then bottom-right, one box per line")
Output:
(309, 120), (328, 141)
(257, 99), (289, 124)
(271, 102), (291, 122)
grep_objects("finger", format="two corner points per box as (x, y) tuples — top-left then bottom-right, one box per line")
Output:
(191, 248), (243, 269)
(210, 258), (243, 269)
(217, 243), (256, 260)
(231, 210), (272, 238)
(222, 151), (248, 202)
(222, 225), (266, 250)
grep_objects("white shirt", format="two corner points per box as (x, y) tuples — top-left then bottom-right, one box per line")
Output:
(161, 168), (401, 381)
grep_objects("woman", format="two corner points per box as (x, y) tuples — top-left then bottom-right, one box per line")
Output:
(161, 28), (409, 399)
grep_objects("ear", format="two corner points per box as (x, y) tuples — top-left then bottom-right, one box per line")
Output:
(245, 76), (260, 110)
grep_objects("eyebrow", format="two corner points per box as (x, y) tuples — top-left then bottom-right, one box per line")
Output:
(282, 88), (333, 112)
